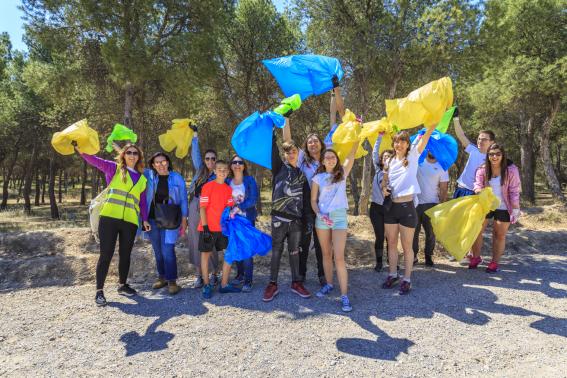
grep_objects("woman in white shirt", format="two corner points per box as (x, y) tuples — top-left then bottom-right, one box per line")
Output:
(310, 143), (357, 312)
(381, 124), (436, 295)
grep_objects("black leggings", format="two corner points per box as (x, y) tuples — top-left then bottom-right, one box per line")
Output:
(413, 203), (436, 257)
(270, 219), (301, 283)
(299, 218), (324, 281)
(369, 202), (387, 263)
(96, 216), (138, 290)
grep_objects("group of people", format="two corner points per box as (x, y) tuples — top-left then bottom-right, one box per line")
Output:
(77, 78), (521, 313)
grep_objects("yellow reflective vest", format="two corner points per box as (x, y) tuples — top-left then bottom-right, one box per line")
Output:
(99, 166), (147, 225)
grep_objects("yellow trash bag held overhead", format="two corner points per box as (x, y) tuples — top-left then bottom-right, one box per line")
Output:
(360, 117), (396, 155)
(385, 77), (454, 130)
(158, 118), (196, 159)
(51, 119), (100, 155)
(331, 109), (366, 161)
(425, 187), (500, 261)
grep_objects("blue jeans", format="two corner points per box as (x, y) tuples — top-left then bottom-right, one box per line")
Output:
(148, 219), (178, 281)
(236, 258), (253, 284)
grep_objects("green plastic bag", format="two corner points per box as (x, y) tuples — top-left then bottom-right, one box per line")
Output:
(436, 106), (457, 134)
(105, 123), (138, 152)
(274, 94), (302, 116)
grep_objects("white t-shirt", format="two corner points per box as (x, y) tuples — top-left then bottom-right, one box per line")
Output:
(230, 182), (246, 215)
(489, 177), (507, 210)
(457, 144), (486, 190)
(417, 160), (449, 204)
(312, 172), (348, 214)
(298, 149), (320, 187)
(386, 146), (421, 198)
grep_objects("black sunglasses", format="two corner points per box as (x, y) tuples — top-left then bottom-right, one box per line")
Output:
(231, 160), (245, 165)
(125, 150), (139, 156)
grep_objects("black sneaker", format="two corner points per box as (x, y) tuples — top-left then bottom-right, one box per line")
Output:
(95, 291), (107, 306)
(117, 284), (137, 296)
(425, 256), (434, 267)
(374, 258), (383, 272)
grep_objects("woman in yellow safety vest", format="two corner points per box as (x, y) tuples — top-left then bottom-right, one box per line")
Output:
(76, 143), (150, 307)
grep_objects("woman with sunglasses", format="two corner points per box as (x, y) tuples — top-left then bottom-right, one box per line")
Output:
(144, 152), (188, 294)
(187, 126), (220, 288)
(226, 155), (259, 292)
(470, 144), (521, 272)
(75, 142), (150, 306)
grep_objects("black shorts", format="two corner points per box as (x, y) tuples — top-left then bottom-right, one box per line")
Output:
(384, 201), (418, 228)
(486, 209), (510, 222)
(199, 231), (228, 252)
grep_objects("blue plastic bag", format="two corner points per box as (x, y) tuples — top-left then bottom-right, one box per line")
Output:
(410, 129), (458, 171)
(231, 111), (285, 169)
(262, 55), (344, 100)
(221, 208), (272, 265)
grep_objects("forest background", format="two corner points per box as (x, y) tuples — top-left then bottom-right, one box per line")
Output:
(0, 0), (565, 220)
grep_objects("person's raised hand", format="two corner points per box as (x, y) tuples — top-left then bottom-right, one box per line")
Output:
(331, 74), (340, 89)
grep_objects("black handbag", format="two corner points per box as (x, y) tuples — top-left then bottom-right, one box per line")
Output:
(154, 198), (182, 230)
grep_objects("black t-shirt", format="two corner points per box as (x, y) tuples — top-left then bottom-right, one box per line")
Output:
(149, 175), (169, 219)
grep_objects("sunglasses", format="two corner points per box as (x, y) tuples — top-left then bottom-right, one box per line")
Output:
(125, 150), (139, 156)
(154, 160), (168, 166)
(489, 152), (502, 157)
(231, 160), (245, 165)
(205, 157), (216, 161)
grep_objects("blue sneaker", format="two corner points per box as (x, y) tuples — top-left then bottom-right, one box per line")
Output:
(341, 295), (352, 312)
(316, 283), (334, 298)
(231, 275), (245, 286)
(202, 284), (213, 299)
(242, 282), (253, 293)
(218, 283), (242, 293)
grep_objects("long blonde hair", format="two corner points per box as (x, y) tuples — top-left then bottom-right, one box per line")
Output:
(115, 143), (145, 183)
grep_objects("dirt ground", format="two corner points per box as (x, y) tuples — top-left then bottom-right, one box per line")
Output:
(0, 203), (566, 376)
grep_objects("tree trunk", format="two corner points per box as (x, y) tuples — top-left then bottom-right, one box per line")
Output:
(540, 97), (565, 204)
(23, 143), (38, 214)
(41, 169), (47, 204)
(48, 156), (59, 219)
(124, 81), (134, 128)
(58, 168), (63, 204)
(0, 150), (19, 209)
(34, 169), (41, 207)
(519, 116), (536, 204)
(80, 160), (88, 205)
(349, 169), (360, 216)
(556, 143), (562, 185)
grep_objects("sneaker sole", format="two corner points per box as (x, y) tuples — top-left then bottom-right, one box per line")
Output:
(262, 289), (279, 302)
(96, 301), (107, 307)
(342, 307), (352, 312)
(291, 288), (311, 298)
(118, 291), (136, 297)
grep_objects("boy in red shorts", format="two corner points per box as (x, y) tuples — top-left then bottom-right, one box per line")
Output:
(199, 160), (241, 298)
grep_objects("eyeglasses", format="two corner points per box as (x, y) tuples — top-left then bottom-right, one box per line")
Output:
(125, 150), (139, 156)
(154, 160), (168, 166)
(205, 157), (216, 161)
(489, 152), (502, 157)
(231, 161), (244, 165)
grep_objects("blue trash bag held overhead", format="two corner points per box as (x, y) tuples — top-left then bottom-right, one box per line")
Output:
(410, 129), (458, 171)
(231, 111), (285, 169)
(221, 208), (272, 265)
(262, 55), (344, 100)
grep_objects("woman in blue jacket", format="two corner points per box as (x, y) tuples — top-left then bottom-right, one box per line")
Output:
(144, 152), (188, 295)
(226, 154), (259, 292)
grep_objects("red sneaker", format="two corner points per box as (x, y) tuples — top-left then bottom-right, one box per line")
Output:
(486, 261), (499, 273)
(263, 282), (279, 302)
(291, 281), (311, 298)
(468, 256), (483, 269)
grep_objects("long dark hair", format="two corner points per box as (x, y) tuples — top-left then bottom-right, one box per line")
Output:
(148, 152), (173, 173)
(485, 143), (508, 186)
(194, 148), (217, 189)
(229, 154), (249, 177)
(385, 131), (411, 171)
(316, 149), (344, 183)
(379, 149), (394, 170)
(115, 143), (145, 183)
(303, 133), (324, 166)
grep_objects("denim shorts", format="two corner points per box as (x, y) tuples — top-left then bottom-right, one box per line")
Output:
(315, 208), (348, 230)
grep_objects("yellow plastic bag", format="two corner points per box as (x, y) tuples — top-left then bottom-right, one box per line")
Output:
(158, 118), (195, 159)
(51, 119), (100, 155)
(425, 188), (500, 261)
(385, 77), (453, 129)
(360, 117), (395, 154)
(331, 109), (366, 161)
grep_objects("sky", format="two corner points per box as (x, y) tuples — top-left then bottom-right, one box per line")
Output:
(0, 0), (288, 53)
(0, 0), (26, 51)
